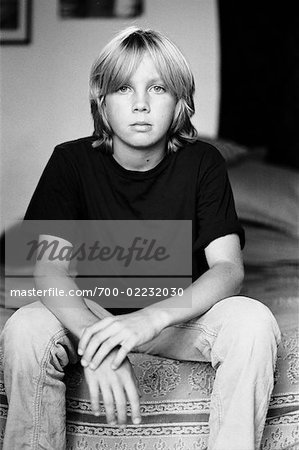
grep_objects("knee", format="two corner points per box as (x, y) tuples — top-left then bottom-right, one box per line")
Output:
(1, 304), (38, 358)
(1, 301), (66, 361)
(221, 296), (281, 349)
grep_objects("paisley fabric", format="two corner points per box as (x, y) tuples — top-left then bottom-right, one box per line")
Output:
(0, 326), (297, 449)
(0, 265), (298, 449)
(62, 324), (296, 450)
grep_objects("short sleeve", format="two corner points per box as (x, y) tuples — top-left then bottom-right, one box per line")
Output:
(24, 146), (81, 243)
(195, 147), (245, 250)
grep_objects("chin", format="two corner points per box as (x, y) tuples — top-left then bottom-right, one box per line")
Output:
(128, 137), (165, 150)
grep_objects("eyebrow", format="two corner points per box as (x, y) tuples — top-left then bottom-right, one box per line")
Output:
(125, 76), (165, 85)
(149, 78), (165, 84)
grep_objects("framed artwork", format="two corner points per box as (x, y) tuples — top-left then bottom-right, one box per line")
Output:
(59, 0), (143, 19)
(0, 0), (32, 45)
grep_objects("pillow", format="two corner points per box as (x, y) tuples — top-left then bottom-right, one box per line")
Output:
(228, 160), (299, 238)
(199, 136), (250, 164)
(242, 223), (299, 265)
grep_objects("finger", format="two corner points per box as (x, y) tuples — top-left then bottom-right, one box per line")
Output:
(80, 334), (103, 367)
(124, 375), (142, 425)
(111, 342), (132, 370)
(132, 368), (143, 398)
(79, 317), (115, 354)
(89, 336), (121, 370)
(81, 327), (121, 367)
(78, 317), (115, 355)
(100, 383), (116, 425)
(86, 374), (101, 416)
(112, 384), (128, 427)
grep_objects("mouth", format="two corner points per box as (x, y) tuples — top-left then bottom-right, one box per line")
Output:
(131, 121), (152, 126)
(130, 122), (152, 131)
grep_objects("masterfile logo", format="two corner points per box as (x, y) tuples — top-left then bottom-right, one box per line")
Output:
(5, 220), (192, 309)
(26, 236), (170, 267)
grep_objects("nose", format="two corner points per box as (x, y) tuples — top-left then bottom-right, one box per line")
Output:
(132, 91), (150, 113)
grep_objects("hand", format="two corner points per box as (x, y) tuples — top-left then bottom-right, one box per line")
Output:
(78, 309), (165, 370)
(84, 347), (141, 426)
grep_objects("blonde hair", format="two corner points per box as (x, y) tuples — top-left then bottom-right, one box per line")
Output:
(90, 26), (198, 153)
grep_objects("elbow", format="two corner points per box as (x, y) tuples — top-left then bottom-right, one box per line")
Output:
(33, 262), (46, 282)
(234, 264), (245, 295)
(33, 260), (69, 283)
(33, 261), (53, 279)
(221, 261), (244, 296)
(212, 260), (244, 297)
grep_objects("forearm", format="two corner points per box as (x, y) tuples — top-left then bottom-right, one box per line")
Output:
(144, 261), (244, 329)
(34, 262), (99, 340)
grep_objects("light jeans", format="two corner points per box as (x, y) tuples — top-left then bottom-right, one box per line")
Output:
(0, 296), (281, 450)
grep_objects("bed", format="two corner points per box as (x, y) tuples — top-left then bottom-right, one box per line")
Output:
(0, 139), (298, 449)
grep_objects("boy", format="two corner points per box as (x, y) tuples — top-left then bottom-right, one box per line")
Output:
(1, 27), (280, 450)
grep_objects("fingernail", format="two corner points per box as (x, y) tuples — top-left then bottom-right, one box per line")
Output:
(89, 363), (95, 370)
(81, 359), (88, 367)
(111, 364), (117, 370)
(77, 348), (83, 355)
(133, 417), (141, 425)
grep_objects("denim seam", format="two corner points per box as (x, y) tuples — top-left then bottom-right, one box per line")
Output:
(174, 323), (218, 338)
(254, 373), (275, 449)
(31, 328), (69, 450)
(215, 382), (222, 432)
(208, 378), (223, 448)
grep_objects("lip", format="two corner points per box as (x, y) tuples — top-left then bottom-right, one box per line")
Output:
(130, 122), (152, 131)
(130, 122), (152, 126)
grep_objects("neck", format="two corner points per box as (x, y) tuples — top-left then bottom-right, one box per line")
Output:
(112, 141), (166, 171)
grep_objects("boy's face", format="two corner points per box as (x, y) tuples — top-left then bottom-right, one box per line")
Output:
(105, 52), (177, 154)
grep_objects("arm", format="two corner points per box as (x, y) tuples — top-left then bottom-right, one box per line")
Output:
(34, 234), (141, 425)
(34, 234), (99, 340)
(147, 233), (244, 327)
(79, 233), (244, 369)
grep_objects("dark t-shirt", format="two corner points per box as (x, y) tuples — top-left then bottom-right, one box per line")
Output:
(25, 136), (244, 312)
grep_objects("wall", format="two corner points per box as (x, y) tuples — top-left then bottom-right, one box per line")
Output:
(0, 0), (219, 233)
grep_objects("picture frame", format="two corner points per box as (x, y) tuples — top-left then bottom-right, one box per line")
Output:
(0, 0), (32, 45)
(59, 0), (143, 19)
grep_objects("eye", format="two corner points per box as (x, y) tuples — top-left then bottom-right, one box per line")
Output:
(117, 85), (131, 94)
(150, 85), (166, 94)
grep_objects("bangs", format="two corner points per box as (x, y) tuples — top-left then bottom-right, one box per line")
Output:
(90, 27), (198, 153)
(102, 46), (145, 94)
(97, 30), (191, 99)
(147, 47), (185, 99)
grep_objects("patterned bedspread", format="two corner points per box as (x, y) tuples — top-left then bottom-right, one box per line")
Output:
(67, 264), (299, 449)
(0, 263), (298, 449)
